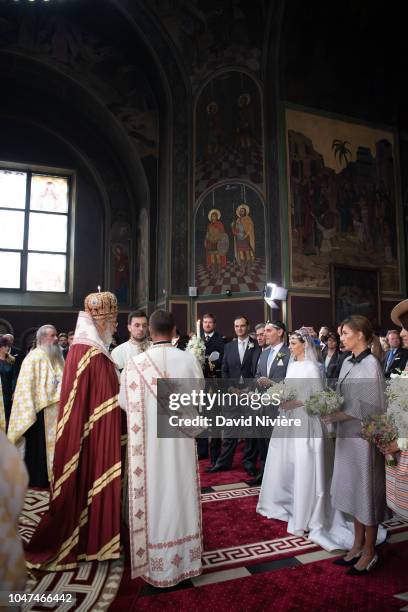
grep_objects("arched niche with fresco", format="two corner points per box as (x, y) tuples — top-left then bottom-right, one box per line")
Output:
(194, 70), (264, 201)
(194, 182), (266, 296)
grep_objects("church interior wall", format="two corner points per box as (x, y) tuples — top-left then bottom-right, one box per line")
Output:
(276, 0), (407, 331)
(0, 0), (407, 340)
(196, 298), (268, 340)
(0, 0), (166, 342)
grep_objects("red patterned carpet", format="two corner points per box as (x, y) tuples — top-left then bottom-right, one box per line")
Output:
(19, 441), (408, 611)
(199, 440), (259, 488)
(199, 462), (253, 488)
(202, 495), (288, 551)
(19, 489), (124, 611)
(133, 540), (408, 612)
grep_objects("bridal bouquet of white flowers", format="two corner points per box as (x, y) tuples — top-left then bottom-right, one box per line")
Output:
(265, 380), (298, 404)
(305, 389), (343, 437)
(386, 370), (408, 439)
(186, 335), (206, 366)
(305, 389), (344, 417)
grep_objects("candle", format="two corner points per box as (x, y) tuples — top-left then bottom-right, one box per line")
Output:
(196, 319), (201, 337)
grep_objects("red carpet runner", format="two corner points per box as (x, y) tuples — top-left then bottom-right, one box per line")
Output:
(19, 443), (408, 610)
(131, 540), (408, 612)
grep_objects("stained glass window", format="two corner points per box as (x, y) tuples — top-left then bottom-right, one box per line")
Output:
(28, 213), (67, 253)
(0, 170), (26, 209)
(30, 175), (69, 213)
(26, 253), (66, 292)
(0, 210), (25, 249)
(0, 167), (70, 292)
(0, 252), (21, 289)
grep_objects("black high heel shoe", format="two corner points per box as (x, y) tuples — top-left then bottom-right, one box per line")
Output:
(333, 552), (362, 566)
(346, 553), (378, 576)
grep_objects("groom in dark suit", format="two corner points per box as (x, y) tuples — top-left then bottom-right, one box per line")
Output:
(249, 320), (291, 485)
(197, 313), (225, 463)
(205, 315), (261, 475)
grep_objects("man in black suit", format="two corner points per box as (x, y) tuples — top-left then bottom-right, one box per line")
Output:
(58, 332), (69, 360)
(255, 323), (267, 351)
(196, 313), (225, 462)
(3, 333), (23, 374)
(383, 329), (408, 378)
(205, 315), (260, 475)
(250, 321), (291, 485)
(202, 314), (225, 378)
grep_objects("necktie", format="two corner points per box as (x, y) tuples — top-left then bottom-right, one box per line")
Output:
(205, 335), (210, 343)
(239, 341), (246, 364)
(386, 349), (395, 371)
(266, 348), (275, 375)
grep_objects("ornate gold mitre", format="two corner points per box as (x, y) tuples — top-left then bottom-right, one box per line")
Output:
(84, 291), (118, 320)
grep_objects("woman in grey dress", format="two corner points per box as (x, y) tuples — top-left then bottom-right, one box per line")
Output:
(323, 315), (386, 575)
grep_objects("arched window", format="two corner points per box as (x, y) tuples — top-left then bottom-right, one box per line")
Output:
(0, 166), (72, 293)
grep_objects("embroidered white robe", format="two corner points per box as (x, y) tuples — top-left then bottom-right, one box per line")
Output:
(120, 344), (204, 587)
(111, 338), (152, 371)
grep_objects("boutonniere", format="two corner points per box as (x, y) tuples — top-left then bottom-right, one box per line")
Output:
(276, 351), (285, 366)
(248, 342), (255, 350)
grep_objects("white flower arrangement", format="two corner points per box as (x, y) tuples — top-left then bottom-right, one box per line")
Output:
(265, 381), (297, 404)
(386, 371), (408, 438)
(186, 334), (206, 366)
(305, 389), (344, 417)
(304, 389), (343, 438)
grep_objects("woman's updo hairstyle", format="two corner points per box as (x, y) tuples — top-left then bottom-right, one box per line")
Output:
(340, 315), (373, 344)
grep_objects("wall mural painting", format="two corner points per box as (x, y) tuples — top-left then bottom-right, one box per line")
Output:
(331, 265), (381, 328)
(110, 220), (131, 305)
(399, 138), (408, 273)
(195, 71), (264, 199)
(195, 183), (265, 295)
(151, 0), (265, 89)
(286, 109), (400, 293)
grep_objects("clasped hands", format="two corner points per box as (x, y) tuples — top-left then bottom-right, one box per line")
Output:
(377, 439), (400, 455)
(257, 377), (272, 389)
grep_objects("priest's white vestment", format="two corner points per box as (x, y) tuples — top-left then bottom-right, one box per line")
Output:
(111, 338), (152, 371)
(120, 343), (204, 586)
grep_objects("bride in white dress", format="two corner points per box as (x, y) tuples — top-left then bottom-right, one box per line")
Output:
(256, 330), (383, 551)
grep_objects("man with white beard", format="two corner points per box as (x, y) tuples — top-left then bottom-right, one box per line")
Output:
(8, 325), (64, 487)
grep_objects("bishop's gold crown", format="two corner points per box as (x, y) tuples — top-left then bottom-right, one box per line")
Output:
(84, 291), (118, 320)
